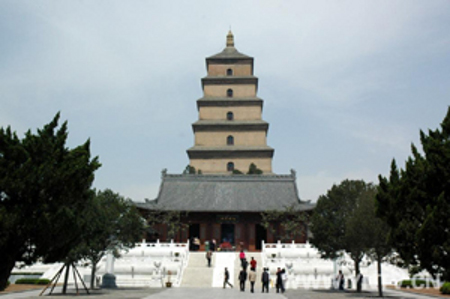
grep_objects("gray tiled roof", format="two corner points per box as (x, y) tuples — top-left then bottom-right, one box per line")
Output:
(136, 171), (315, 212)
(207, 47), (252, 60)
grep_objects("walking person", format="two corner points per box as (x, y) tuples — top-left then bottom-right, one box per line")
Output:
(206, 250), (212, 267)
(336, 270), (344, 290)
(275, 267), (282, 293)
(248, 267), (257, 293)
(239, 249), (246, 267)
(281, 268), (287, 293)
(261, 267), (269, 293)
(250, 256), (257, 270)
(242, 258), (248, 271)
(239, 267), (247, 291)
(223, 267), (233, 289)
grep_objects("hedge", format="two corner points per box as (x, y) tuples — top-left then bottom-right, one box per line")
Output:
(441, 282), (450, 294)
(399, 279), (434, 288)
(15, 278), (50, 285)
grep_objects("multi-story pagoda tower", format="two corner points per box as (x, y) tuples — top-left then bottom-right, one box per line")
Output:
(187, 31), (274, 174)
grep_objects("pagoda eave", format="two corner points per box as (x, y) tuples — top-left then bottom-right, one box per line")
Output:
(192, 122), (268, 132)
(187, 147), (274, 159)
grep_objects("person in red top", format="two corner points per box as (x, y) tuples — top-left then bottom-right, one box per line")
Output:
(250, 257), (257, 270)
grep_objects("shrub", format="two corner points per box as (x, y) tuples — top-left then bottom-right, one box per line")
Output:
(399, 279), (434, 288)
(441, 282), (450, 294)
(15, 278), (50, 285)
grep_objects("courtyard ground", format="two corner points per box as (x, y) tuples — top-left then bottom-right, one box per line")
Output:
(1, 286), (448, 299)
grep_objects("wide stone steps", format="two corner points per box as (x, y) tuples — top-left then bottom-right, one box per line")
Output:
(180, 252), (215, 287)
(180, 251), (263, 288)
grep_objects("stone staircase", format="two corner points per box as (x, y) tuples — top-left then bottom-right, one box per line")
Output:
(180, 252), (215, 287)
(180, 251), (263, 288)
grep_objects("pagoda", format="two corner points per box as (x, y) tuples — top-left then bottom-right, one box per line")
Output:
(137, 32), (314, 251)
(187, 31), (274, 174)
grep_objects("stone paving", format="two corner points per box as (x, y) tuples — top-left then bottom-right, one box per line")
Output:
(0, 287), (442, 299)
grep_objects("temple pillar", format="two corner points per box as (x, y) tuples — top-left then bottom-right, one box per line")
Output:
(200, 223), (207, 251)
(248, 223), (256, 251)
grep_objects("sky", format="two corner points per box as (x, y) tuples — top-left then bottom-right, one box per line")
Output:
(1, 1), (449, 202)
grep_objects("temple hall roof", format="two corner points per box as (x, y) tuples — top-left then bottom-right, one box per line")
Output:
(136, 170), (314, 213)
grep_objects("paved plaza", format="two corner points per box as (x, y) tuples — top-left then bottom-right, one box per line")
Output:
(0, 287), (441, 299)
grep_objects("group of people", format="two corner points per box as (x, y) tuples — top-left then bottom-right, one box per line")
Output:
(223, 252), (288, 293)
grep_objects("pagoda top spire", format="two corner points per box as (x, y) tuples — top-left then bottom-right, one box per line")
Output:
(226, 30), (234, 47)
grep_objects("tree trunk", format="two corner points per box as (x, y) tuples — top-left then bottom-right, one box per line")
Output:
(90, 259), (97, 289)
(62, 263), (70, 294)
(377, 256), (383, 297)
(0, 256), (16, 291)
(354, 259), (361, 292)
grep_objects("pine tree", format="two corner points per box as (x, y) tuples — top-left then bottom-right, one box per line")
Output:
(377, 107), (450, 281)
(0, 113), (100, 290)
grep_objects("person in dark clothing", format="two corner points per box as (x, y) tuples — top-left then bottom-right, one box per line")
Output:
(239, 268), (247, 291)
(206, 250), (212, 267)
(242, 258), (248, 271)
(210, 239), (216, 251)
(261, 268), (269, 293)
(276, 267), (282, 293)
(337, 270), (344, 290)
(223, 267), (233, 288)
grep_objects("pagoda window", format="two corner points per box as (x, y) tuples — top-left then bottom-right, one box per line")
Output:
(227, 89), (233, 97)
(227, 135), (234, 145)
(227, 68), (233, 76)
(227, 162), (234, 172)
(227, 111), (234, 120)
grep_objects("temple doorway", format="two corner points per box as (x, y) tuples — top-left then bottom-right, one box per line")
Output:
(255, 224), (267, 250)
(189, 224), (200, 250)
(221, 223), (235, 247)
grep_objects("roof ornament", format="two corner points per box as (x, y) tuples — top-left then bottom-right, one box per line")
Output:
(161, 168), (167, 178)
(226, 30), (234, 47)
(290, 169), (296, 178)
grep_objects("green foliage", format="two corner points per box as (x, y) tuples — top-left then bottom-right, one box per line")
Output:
(261, 205), (308, 242)
(309, 179), (390, 295)
(15, 278), (51, 285)
(377, 107), (450, 281)
(146, 209), (188, 241)
(73, 189), (146, 288)
(183, 165), (196, 174)
(310, 180), (373, 259)
(232, 169), (243, 175)
(398, 279), (434, 288)
(440, 282), (450, 294)
(0, 113), (100, 291)
(247, 163), (263, 175)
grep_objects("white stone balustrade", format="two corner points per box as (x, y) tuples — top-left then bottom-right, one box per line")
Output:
(261, 240), (409, 290)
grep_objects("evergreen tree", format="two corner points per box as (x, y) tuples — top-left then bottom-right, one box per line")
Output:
(0, 113), (100, 290)
(377, 107), (450, 281)
(74, 189), (146, 289)
(247, 163), (263, 175)
(310, 180), (378, 288)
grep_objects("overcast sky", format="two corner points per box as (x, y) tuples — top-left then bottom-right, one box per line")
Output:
(1, 1), (449, 202)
